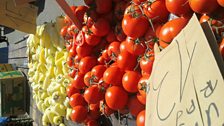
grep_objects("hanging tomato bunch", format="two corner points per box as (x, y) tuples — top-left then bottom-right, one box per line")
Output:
(60, 0), (224, 125)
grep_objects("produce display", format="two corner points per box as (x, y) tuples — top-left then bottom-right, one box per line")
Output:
(27, 16), (72, 126)
(27, 0), (224, 126)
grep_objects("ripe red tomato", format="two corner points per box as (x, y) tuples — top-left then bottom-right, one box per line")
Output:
(117, 50), (138, 71)
(71, 6), (77, 13)
(79, 56), (97, 74)
(218, 0), (224, 7)
(89, 103), (100, 111)
(100, 100), (115, 116)
(60, 26), (69, 38)
(95, 0), (112, 14)
(136, 110), (145, 126)
(69, 44), (77, 58)
(84, 85), (105, 104)
(91, 18), (111, 37)
(103, 66), (124, 86)
(86, 120), (99, 126)
(200, 14), (218, 25)
(67, 57), (73, 68)
(122, 71), (141, 93)
(189, 0), (219, 14)
(144, 23), (161, 43)
(159, 17), (189, 48)
(74, 6), (88, 23)
(64, 15), (72, 25)
(71, 106), (88, 123)
(119, 41), (127, 53)
(76, 44), (93, 58)
(70, 93), (87, 107)
(143, 0), (169, 23)
(69, 68), (77, 78)
(66, 84), (80, 97)
(67, 24), (79, 37)
(133, 0), (146, 4)
(137, 93), (146, 105)
(127, 96), (145, 117)
(219, 38), (224, 58)
(122, 11), (149, 38)
(105, 86), (128, 110)
(165, 0), (193, 17)
(138, 76), (149, 98)
(72, 72), (86, 89)
(83, 10), (98, 27)
(101, 49), (110, 61)
(85, 32), (102, 46)
(75, 31), (85, 46)
(84, 71), (93, 87)
(91, 65), (107, 81)
(108, 41), (120, 58)
(125, 37), (147, 56)
(140, 51), (154, 75)
(66, 40), (73, 51)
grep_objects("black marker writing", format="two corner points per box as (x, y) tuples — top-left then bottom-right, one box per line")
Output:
(206, 103), (219, 126)
(200, 80), (218, 98)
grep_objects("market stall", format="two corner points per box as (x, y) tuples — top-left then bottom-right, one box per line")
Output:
(0, 0), (224, 126)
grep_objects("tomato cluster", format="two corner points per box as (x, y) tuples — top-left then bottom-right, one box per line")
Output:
(61, 0), (224, 125)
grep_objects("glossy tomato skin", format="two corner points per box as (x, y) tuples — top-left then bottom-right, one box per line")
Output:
(159, 17), (189, 48)
(218, 0), (224, 7)
(143, 0), (169, 23)
(136, 110), (145, 126)
(71, 106), (88, 123)
(117, 50), (138, 71)
(75, 6), (88, 24)
(138, 75), (149, 98)
(189, 0), (219, 14)
(85, 33), (102, 46)
(84, 71), (93, 87)
(84, 85), (105, 104)
(133, 0), (146, 5)
(95, 0), (112, 14)
(140, 52), (154, 75)
(122, 71), (141, 93)
(125, 37), (147, 56)
(103, 66), (124, 86)
(91, 18), (111, 37)
(70, 93), (87, 107)
(91, 65), (107, 81)
(76, 43), (93, 57)
(165, 0), (193, 17)
(105, 86), (128, 110)
(72, 72), (86, 89)
(122, 13), (149, 38)
(108, 41), (121, 58)
(79, 56), (97, 74)
(66, 84), (80, 97)
(137, 93), (146, 105)
(127, 96), (145, 117)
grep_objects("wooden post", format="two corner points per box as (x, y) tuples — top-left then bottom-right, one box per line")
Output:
(56, 0), (82, 30)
